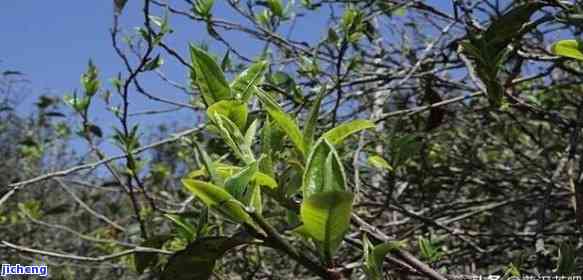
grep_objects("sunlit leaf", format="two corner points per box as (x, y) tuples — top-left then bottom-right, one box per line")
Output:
(82, 60), (100, 96)
(368, 155), (393, 171)
(303, 138), (346, 198)
(192, 0), (215, 18)
(417, 236), (443, 263)
(231, 60), (268, 102)
(187, 163), (277, 189)
(303, 87), (326, 151)
(256, 88), (305, 155)
(248, 182), (262, 214)
(208, 112), (255, 163)
(182, 179), (251, 224)
(244, 119), (259, 149)
(142, 54), (164, 71)
(189, 45), (231, 105)
(550, 39), (583, 61)
(259, 116), (275, 176)
(266, 0), (284, 17)
(300, 191), (354, 260)
(362, 234), (404, 280)
(322, 119), (375, 145)
(192, 140), (219, 185)
(207, 100), (248, 131)
(220, 50), (231, 71)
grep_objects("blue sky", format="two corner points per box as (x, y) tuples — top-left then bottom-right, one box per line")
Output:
(0, 1), (453, 155)
(1, 1), (453, 104)
(1, 1), (328, 118)
(0, 1), (335, 156)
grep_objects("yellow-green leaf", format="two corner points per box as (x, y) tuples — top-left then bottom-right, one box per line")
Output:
(248, 183), (262, 214)
(303, 138), (346, 198)
(551, 39), (583, 61)
(303, 86), (326, 151)
(231, 60), (268, 102)
(368, 155), (393, 171)
(207, 100), (248, 131)
(187, 163), (278, 189)
(362, 235), (405, 280)
(300, 191), (354, 259)
(208, 112), (255, 163)
(182, 179), (251, 224)
(322, 119), (375, 145)
(266, 0), (284, 17)
(256, 88), (305, 155)
(190, 45), (231, 105)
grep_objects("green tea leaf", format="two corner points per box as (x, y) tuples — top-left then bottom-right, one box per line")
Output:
(256, 9), (271, 28)
(189, 45), (231, 105)
(208, 112), (255, 163)
(192, 0), (215, 18)
(192, 140), (219, 185)
(82, 60), (100, 96)
(291, 224), (312, 239)
(556, 242), (577, 274)
(248, 182), (263, 214)
(220, 50), (231, 71)
(303, 138), (346, 198)
(187, 163), (278, 189)
(207, 100), (248, 131)
(259, 116), (275, 176)
(322, 119), (375, 145)
(372, 241), (405, 265)
(256, 88), (305, 155)
(341, 8), (360, 33)
(362, 235), (380, 280)
(300, 191), (354, 260)
(244, 119), (259, 149)
(418, 236), (443, 263)
(231, 60), (268, 102)
(266, 0), (284, 17)
(362, 235), (404, 280)
(303, 87), (326, 151)
(550, 39), (583, 61)
(164, 214), (196, 242)
(142, 54), (164, 71)
(182, 179), (251, 224)
(225, 161), (258, 200)
(368, 155), (393, 171)
(196, 207), (210, 237)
